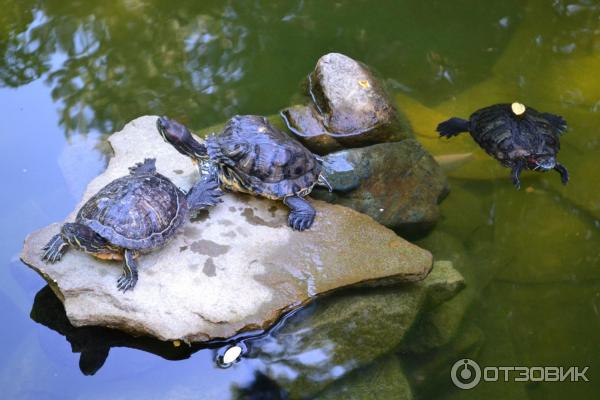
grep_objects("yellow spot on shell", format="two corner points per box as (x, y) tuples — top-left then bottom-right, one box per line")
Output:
(173, 340), (181, 347)
(511, 102), (526, 116)
(358, 79), (370, 89)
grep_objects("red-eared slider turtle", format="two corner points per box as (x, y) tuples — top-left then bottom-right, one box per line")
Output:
(41, 159), (222, 292)
(437, 102), (568, 188)
(157, 115), (331, 231)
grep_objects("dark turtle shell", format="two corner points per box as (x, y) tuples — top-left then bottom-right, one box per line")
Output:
(206, 115), (322, 199)
(76, 162), (188, 251)
(468, 103), (566, 165)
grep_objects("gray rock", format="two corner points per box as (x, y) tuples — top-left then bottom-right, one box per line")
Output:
(313, 139), (449, 234)
(281, 53), (410, 154)
(250, 261), (464, 397)
(317, 355), (413, 400)
(20, 116), (433, 344)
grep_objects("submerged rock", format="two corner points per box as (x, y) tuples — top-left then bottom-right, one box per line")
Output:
(20, 116), (433, 343)
(249, 261), (464, 397)
(281, 53), (410, 154)
(317, 355), (413, 400)
(313, 139), (449, 234)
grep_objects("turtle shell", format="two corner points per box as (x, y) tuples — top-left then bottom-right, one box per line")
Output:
(468, 104), (564, 166)
(76, 170), (188, 251)
(206, 115), (322, 199)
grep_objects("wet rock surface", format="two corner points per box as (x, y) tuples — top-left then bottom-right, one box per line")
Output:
(20, 116), (434, 343)
(313, 139), (449, 234)
(281, 53), (410, 154)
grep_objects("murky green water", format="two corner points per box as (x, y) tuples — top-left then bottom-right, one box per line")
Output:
(1, 0), (599, 398)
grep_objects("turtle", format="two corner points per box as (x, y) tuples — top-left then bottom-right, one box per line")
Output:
(436, 102), (568, 189)
(156, 115), (332, 231)
(41, 158), (222, 292)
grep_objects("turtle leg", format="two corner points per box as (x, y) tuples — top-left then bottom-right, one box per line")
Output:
(41, 234), (69, 263)
(117, 249), (139, 292)
(186, 174), (223, 213)
(284, 196), (316, 231)
(554, 163), (569, 185)
(511, 160), (526, 189)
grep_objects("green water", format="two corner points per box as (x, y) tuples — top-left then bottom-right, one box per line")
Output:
(1, 0), (599, 398)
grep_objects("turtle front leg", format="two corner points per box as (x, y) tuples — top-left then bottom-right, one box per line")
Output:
(117, 249), (139, 292)
(554, 163), (569, 185)
(42, 234), (69, 263)
(511, 159), (526, 189)
(284, 196), (316, 231)
(186, 173), (223, 214)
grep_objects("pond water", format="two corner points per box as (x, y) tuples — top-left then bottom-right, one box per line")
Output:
(1, 0), (599, 398)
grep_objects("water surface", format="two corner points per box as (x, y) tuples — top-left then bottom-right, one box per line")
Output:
(1, 0), (599, 398)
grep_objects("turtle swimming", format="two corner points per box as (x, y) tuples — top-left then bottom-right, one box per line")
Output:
(41, 158), (222, 292)
(157, 115), (331, 231)
(437, 102), (568, 189)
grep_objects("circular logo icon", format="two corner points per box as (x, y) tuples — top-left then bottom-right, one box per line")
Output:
(451, 359), (481, 390)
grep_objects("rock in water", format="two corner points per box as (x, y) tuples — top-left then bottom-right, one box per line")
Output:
(20, 116), (433, 343)
(313, 139), (448, 235)
(281, 53), (410, 154)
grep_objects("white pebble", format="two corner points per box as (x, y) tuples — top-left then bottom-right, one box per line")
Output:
(222, 345), (242, 364)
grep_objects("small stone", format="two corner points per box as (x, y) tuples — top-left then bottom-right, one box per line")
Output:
(222, 345), (242, 364)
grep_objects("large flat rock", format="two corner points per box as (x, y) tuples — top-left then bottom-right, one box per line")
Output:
(21, 116), (433, 343)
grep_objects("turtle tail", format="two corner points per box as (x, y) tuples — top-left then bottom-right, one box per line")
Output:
(437, 118), (470, 138)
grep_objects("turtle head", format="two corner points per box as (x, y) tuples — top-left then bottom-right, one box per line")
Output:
(526, 154), (556, 171)
(156, 116), (207, 159)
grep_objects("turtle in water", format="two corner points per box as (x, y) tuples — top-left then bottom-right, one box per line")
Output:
(41, 158), (222, 292)
(437, 102), (568, 189)
(156, 115), (331, 231)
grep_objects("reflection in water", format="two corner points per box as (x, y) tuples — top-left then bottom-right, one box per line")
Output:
(1, 0), (521, 136)
(30, 282), (428, 398)
(30, 286), (195, 375)
(230, 372), (287, 400)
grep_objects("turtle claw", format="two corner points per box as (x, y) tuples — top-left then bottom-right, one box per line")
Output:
(41, 234), (68, 263)
(288, 212), (315, 231)
(117, 273), (137, 292)
(284, 196), (316, 231)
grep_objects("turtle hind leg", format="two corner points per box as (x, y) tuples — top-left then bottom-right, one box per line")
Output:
(186, 174), (223, 213)
(284, 196), (316, 231)
(117, 249), (139, 292)
(511, 159), (526, 189)
(437, 117), (470, 138)
(554, 163), (569, 185)
(42, 234), (69, 263)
